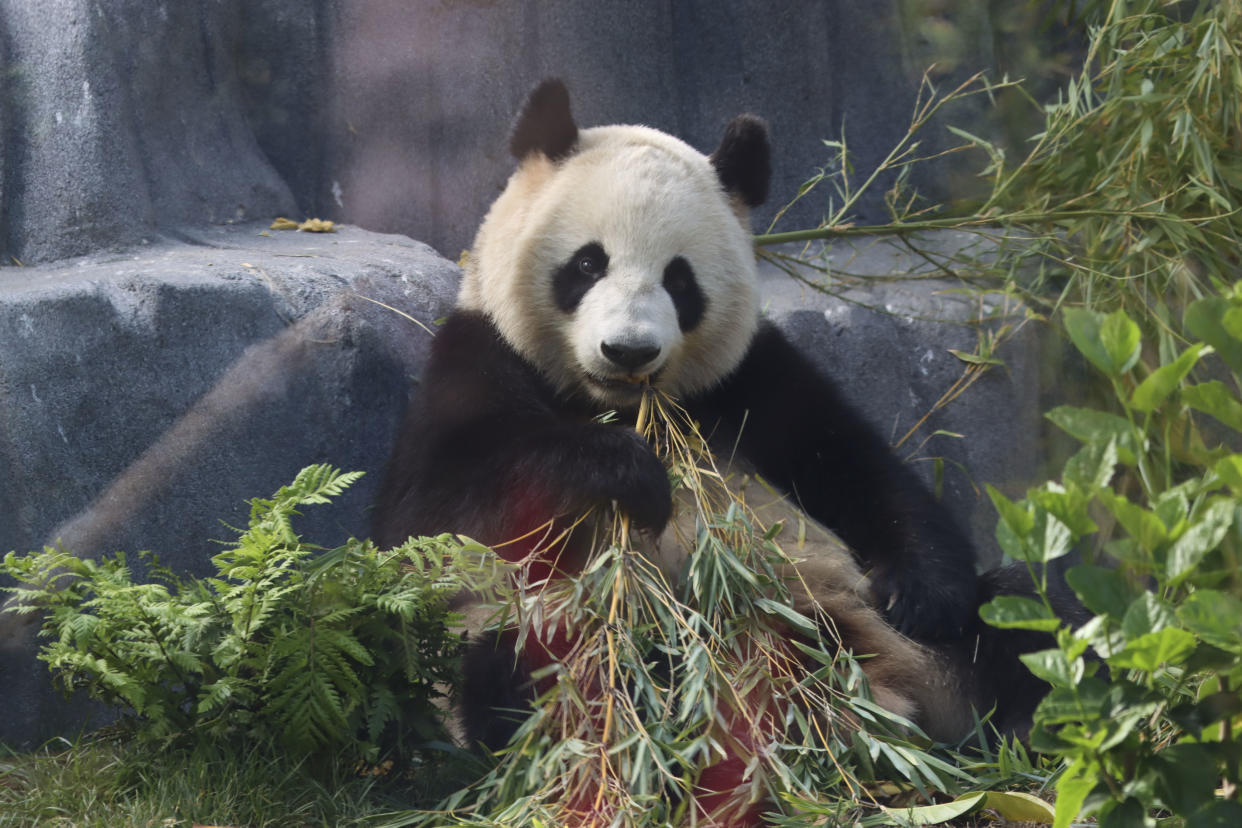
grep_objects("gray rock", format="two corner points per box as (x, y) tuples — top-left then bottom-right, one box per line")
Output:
(758, 236), (1040, 565)
(0, 0), (996, 265)
(0, 0), (296, 264)
(319, 0), (989, 260)
(0, 222), (459, 748)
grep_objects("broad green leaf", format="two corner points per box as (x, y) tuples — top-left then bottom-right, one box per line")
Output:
(1110, 628), (1196, 672)
(1182, 380), (1242, 432)
(1153, 483), (1191, 533)
(1032, 484), (1098, 538)
(1063, 307), (1116, 377)
(1152, 744), (1219, 816)
(987, 484), (1034, 536)
(994, 519), (1029, 563)
(879, 791), (985, 825)
(1122, 592), (1178, 638)
(1066, 564), (1135, 618)
(980, 595), (1062, 632)
(1053, 759), (1097, 828)
(1062, 438), (1119, 491)
(1098, 490), (1168, 553)
(1033, 509), (1074, 563)
(1046, 406), (1138, 465)
(1167, 497), (1234, 585)
(1223, 306), (1242, 340)
(1099, 797), (1153, 828)
(1099, 309), (1142, 376)
(995, 505), (1073, 564)
(1072, 615), (1126, 659)
(1020, 648), (1082, 688)
(1178, 590), (1242, 654)
(1186, 799), (1242, 828)
(1214, 454), (1242, 492)
(1033, 678), (1111, 727)
(1185, 296), (1242, 374)
(1130, 343), (1207, 412)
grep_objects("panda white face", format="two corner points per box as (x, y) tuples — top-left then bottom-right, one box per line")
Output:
(460, 122), (764, 407)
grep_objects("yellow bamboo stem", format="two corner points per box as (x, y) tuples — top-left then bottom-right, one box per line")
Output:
(593, 388), (652, 811)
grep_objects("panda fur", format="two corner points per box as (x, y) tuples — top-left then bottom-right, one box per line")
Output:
(372, 78), (1076, 820)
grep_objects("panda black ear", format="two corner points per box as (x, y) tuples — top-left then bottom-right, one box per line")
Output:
(710, 114), (771, 208)
(509, 78), (579, 162)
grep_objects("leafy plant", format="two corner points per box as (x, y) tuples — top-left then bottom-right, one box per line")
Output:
(759, 1), (1242, 317)
(756, 2), (1242, 825)
(2, 465), (504, 766)
(985, 298), (1242, 827)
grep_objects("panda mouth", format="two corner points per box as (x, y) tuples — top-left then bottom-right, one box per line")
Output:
(584, 371), (660, 399)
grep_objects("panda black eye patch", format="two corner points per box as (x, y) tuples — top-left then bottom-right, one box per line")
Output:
(552, 242), (609, 312)
(663, 256), (706, 331)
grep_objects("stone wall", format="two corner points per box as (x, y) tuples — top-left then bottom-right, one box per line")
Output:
(1, 0), (996, 265)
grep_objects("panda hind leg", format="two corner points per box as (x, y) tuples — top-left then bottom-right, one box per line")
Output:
(928, 563), (1093, 745)
(460, 628), (535, 752)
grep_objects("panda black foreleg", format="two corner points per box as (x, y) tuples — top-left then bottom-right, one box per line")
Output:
(501, 424), (673, 537)
(688, 322), (978, 641)
(374, 311), (673, 554)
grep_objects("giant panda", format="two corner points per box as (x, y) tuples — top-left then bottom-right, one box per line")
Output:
(372, 79), (1068, 824)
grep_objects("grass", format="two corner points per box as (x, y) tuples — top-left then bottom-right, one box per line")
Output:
(0, 734), (472, 828)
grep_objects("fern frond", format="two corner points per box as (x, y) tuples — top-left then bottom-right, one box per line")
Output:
(320, 628), (375, 668)
(279, 464), (366, 506)
(1, 465), (478, 767)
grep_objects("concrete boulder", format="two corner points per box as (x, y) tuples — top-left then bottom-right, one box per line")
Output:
(0, 223), (458, 747)
(1, 0), (996, 265)
(759, 237), (1039, 560)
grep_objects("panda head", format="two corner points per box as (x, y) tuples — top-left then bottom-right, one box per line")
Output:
(459, 79), (771, 406)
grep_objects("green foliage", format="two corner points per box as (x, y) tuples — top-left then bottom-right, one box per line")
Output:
(2, 465), (503, 766)
(989, 0), (1242, 308)
(983, 297), (1242, 826)
(758, 1), (1242, 316)
(758, 1), (1242, 823)
(968, 5), (1242, 822)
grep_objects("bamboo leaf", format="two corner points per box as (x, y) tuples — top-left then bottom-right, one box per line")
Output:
(879, 792), (985, 825)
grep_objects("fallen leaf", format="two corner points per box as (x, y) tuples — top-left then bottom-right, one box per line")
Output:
(297, 218), (336, 233)
(979, 790), (1056, 823)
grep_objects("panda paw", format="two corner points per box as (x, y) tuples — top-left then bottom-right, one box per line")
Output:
(573, 429), (672, 532)
(873, 566), (978, 641)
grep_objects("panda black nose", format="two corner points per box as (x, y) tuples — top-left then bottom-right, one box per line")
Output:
(601, 341), (660, 372)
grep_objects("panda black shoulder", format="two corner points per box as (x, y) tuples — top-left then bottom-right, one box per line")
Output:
(418, 311), (567, 420)
(684, 319), (890, 498)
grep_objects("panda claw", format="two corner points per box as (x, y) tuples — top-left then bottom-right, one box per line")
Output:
(874, 568), (977, 642)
